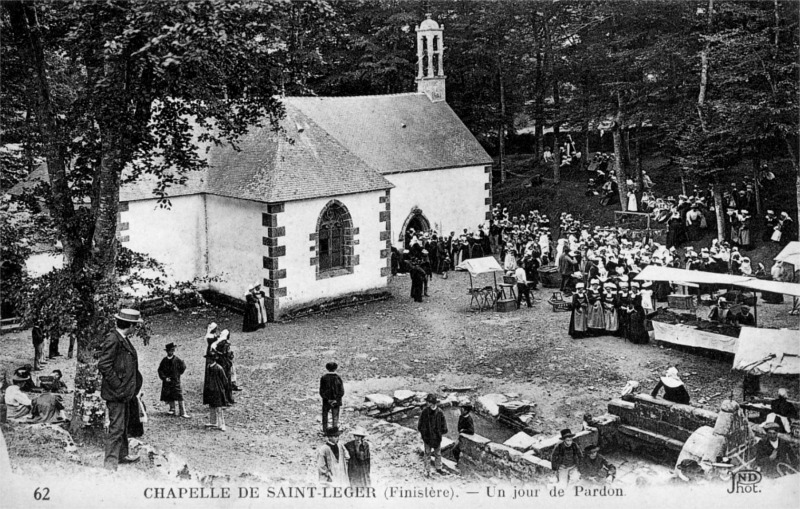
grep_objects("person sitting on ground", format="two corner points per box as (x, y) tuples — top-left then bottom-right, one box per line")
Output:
(764, 388), (798, 434)
(4, 379), (33, 421)
(29, 392), (66, 424)
(44, 369), (70, 393)
(651, 367), (690, 405)
(578, 444), (616, 484)
(452, 403), (475, 464)
(756, 422), (798, 478)
(737, 305), (756, 327)
(12, 365), (37, 392)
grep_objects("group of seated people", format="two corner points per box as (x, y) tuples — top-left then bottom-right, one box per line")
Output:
(4, 365), (70, 424)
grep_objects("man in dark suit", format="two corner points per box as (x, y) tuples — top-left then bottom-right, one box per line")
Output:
(98, 308), (143, 470)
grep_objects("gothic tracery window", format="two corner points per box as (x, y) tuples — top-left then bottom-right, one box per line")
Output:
(317, 202), (349, 272)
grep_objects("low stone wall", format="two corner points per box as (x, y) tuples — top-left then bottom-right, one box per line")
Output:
(608, 394), (719, 463)
(458, 433), (552, 481)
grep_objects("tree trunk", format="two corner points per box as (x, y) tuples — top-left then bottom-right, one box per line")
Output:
(552, 73), (561, 185)
(613, 91), (627, 209)
(498, 58), (506, 184)
(552, 124), (561, 184)
(752, 158), (762, 217)
(680, 166), (687, 197)
(623, 128), (631, 167)
(7, 1), (78, 266)
(712, 178), (725, 242)
(582, 122), (590, 171)
(773, 0), (780, 58)
(698, 0), (713, 106)
(634, 124), (643, 207)
(535, 122), (544, 164)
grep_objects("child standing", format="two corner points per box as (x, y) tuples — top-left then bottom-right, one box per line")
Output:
(158, 342), (190, 418)
(203, 352), (230, 431)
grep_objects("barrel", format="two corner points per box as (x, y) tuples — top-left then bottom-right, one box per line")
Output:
(539, 265), (561, 288)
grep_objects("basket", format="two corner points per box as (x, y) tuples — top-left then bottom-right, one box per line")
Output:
(668, 294), (696, 310)
(539, 266), (561, 288)
(547, 292), (571, 312)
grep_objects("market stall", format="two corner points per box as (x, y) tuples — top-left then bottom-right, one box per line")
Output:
(635, 266), (800, 354)
(456, 256), (504, 312)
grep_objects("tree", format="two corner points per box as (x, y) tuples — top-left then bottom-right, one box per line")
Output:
(3, 0), (327, 441)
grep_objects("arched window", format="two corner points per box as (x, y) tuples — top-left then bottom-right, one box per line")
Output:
(316, 201), (354, 276)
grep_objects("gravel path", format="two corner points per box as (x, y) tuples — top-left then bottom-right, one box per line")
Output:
(2, 270), (798, 484)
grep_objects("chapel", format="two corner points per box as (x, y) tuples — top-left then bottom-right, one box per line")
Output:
(16, 15), (493, 321)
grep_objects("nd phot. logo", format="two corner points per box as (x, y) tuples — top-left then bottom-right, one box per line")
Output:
(727, 470), (762, 494)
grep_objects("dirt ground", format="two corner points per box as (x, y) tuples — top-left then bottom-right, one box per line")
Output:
(2, 271), (799, 485)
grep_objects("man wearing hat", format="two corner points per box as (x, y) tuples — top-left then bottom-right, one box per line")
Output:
(417, 394), (448, 477)
(344, 426), (371, 487)
(578, 444), (616, 484)
(764, 388), (798, 434)
(452, 403), (475, 464)
(550, 429), (582, 486)
(98, 308), (144, 470)
(317, 426), (350, 486)
(755, 422), (798, 477)
(157, 342), (189, 418)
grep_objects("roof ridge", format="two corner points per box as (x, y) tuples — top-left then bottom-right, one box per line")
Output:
(285, 92), (423, 100)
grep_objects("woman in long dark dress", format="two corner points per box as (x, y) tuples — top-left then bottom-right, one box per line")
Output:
(586, 279), (605, 335)
(616, 282), (632, 339)
(203, 352), (231, 431)
(211, 330), (236, 403)
(601, 284), (619, 335)
(627, 286), (650, 344)
(568, 283), (589, 339)
(242, 285), (261, 332)
(410, 263), (425, 302)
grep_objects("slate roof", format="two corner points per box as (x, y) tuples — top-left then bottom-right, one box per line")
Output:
(287, 93), (492, 174)
(205, 104), (392, 203)
(11, 92), (490, 203)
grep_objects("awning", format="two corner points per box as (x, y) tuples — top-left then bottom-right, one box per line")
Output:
(774, 241), (800, 268)
(735, 278), (800, 298)
(732, 327), (800, 375)
(652, 321), (739, 354)
(636, 265), (800, 297)
(636, 266), (750, 286)
(456, 256), (504, 277)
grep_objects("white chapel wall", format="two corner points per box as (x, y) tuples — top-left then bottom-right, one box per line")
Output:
(279, 191), (387, 311)
(386, 164), (488, 248)
(205, 194), (265, 300)
(124, 195), (207, 284)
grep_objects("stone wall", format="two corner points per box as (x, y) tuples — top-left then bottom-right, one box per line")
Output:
(457, 433), (552, 481)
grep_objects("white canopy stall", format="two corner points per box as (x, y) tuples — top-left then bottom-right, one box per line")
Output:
(457, 256), (504, 312)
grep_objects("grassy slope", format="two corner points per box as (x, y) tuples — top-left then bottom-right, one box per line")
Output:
(492, 153), (797, 270)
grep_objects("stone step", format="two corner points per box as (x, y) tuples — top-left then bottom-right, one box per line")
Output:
(617, 425), (685, 451)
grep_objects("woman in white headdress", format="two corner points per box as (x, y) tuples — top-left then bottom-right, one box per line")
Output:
(650, 367), (690, 404)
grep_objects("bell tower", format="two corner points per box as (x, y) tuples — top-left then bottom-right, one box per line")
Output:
(415, 14), (445, 102)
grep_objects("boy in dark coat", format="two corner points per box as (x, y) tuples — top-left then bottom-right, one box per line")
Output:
(203, 352), (230, 431)
(158, 342), (189, 418)
(319, 362), (345, 432)
(551, 429), (583, 486)
(418, 394), (448, 477)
